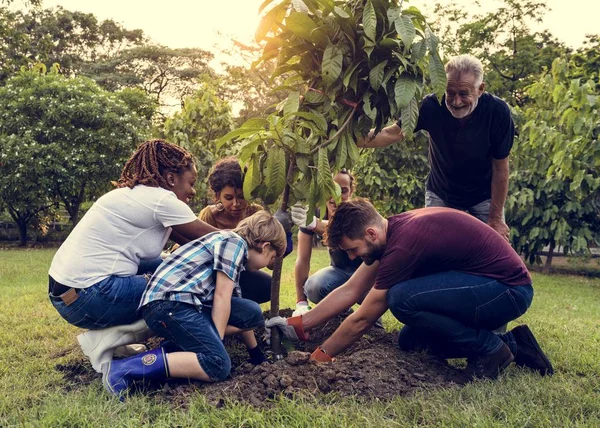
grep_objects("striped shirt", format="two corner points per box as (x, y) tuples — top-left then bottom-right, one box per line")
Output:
(139, 231), (247, 311)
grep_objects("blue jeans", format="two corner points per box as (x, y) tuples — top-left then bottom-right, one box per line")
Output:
(239, 270), (272, 304)
(304, 266), (356, 304)
(49, 257), (163, 329)
(387, 271), (533, 357)
(141, 297), (264, 381)
(425, 190), (505, 223)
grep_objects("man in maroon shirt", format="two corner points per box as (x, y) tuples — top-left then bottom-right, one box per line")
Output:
(267, 199), (553, 383)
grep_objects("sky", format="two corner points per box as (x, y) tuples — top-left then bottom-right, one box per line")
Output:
(17, 0), (600, 66)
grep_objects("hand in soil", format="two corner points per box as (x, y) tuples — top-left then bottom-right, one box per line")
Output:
(265, 315), (309, 341)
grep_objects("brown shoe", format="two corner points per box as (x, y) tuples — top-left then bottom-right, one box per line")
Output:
(451, 343), (514, 384)
(511, 325), (554, 376)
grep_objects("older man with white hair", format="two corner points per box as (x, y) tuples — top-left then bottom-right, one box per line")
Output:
(359, 54), (513, 241)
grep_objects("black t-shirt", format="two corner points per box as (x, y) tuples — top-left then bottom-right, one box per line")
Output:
(412, 93), (514, 209)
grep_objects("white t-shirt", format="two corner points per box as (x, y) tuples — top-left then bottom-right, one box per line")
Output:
(49, 185), (197, 288)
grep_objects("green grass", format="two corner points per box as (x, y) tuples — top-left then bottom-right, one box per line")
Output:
(1, 248), (600, 427)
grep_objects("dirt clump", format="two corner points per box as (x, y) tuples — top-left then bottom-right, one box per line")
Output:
(54, 310), (460, 407)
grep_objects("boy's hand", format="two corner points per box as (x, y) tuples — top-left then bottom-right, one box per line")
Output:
(265, 315), (309, 341)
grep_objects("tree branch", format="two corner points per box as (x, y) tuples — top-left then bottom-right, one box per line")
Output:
(310, 106), (357, 155)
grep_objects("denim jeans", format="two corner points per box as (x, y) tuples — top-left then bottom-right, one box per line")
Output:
(239, 270), (272, 304)
(141, 297), (264, 381)
(304, 266), (356, 304)
(48, 257), (163, 329)
(387, 271), (533, 357)
(425, 190), (505, 223)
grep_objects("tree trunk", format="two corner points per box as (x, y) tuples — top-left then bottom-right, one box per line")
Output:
(543, 241), (555, 273)
(17, 219), (28, 247)
(269, 157), (296, 358)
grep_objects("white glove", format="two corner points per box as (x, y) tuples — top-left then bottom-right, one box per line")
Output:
(264, 315), (309, 341)
(292, 300), (311, 317)
(291, 203), (318, 230)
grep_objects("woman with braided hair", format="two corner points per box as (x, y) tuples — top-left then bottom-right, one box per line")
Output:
(48, 139), (216, 373)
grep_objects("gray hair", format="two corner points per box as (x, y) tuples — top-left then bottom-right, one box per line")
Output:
(445, 54), (484, 86)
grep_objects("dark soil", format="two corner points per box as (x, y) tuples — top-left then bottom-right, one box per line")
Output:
(55, 309), (460, 407)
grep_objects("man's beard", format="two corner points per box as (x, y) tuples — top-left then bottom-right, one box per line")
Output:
(361, 241), (384, 265)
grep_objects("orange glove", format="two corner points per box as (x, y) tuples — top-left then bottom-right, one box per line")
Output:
(310, 346), (335, 363)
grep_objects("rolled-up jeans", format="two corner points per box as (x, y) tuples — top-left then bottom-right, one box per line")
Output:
(48, 257), (162, 329)
(387, 271), (533, 358)
(142, 297), (264, 381)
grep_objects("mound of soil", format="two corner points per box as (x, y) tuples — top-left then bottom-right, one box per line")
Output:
(55, 310), (460, 407)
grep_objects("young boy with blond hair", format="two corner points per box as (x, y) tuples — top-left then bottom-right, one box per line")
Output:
(102, 210), (286, 400)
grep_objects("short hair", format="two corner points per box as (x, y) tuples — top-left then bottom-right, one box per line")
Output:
(445, 54), (484, 87)
(208, 157), (243, 199)
(117, 139), (194, 189)
(336, 168), (356, 192)
(325, 198), (382, 249)
(233, 210), (287, 257)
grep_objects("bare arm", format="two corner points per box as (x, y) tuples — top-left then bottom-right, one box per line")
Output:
(171, 219), (217, 244)
(212, 271), (234, 339)
(357, 123), (404, 148)
(294, 232), (314, 302)
(489, 157), (510, 240)
(302, 261), (379, 330)
(320, 287), (389, 357)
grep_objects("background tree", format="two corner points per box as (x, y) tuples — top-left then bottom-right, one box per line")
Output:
(0, 65), (151, 227)
(218, 0), (445, 354)
(431, 0), (568, 106)
(164, 74), (234, 209)
(0, 6), (144, 85)
(507, 58), (600, 271)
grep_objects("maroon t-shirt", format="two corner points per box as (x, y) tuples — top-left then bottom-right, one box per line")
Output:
(374, 208), (531, 290)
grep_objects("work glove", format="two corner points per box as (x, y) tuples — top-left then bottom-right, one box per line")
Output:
(265, 315), (309, 341)
(291, 203), (318, 230)
(292, 300), (311, 317)
(273, 208), (293, 233)
(247, 345), (266, 365)
(310, 346), (335, 363)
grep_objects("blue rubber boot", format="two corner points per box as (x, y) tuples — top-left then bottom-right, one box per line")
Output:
(101, 348), (169, 401)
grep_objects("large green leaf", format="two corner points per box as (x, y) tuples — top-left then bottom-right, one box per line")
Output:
(243, 154), (261, 200)
(394, 75), (417, 110)
(334, 131), (348, 171)
(283, 92), (300, 116)
(369, 60), (388, 91)
(400, 97), (419, 136)
(239, 139), (263, 164)
(362, 0), (377, 41)
(285, 11), (318, 41)
(395, 15), (416, 49)
(322, 43), (343, 87)
(428, 50), (447, 101)
(264, 145), (287, 203)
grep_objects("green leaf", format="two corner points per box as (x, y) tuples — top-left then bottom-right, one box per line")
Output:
(265, 145), (287, 203)
(283, 110), (328, 134)
(243, 155), (261, 199)
(400, 97), (419, 136)
(333, 6), (350, 18)
(342, 62), (362, 89)
(322, 43), (343, 87)
(394, 75), (417, 110)
(239, 139), (263, 164)
(317, 147), (334, 197)
(395, 15), (416, 49)
(335, 132), (348, 171)
(428, 50), (446, 101)
(362, 0), (377, 41)
(411, 40), (427, 62)
(283, 92), (300, 116)
(369, 60), (388, 91)
(285, 11), (318, 41)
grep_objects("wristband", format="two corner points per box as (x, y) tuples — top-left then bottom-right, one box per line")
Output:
(288, 315), (309, 341)
(310, 346), (334, 362)
(306, 216), (318, 231)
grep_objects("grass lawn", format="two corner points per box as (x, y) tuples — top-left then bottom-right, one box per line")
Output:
(1, 247), (600, 427)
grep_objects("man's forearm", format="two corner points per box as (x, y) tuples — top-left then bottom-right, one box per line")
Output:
(320, 314), (372, 356)
(490, 158), (509, 220)
(302, 284), (357, 330)
(357, 124), (404, 148)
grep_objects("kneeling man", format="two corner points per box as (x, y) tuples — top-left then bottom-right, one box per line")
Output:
(269, 199), (553, 382)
